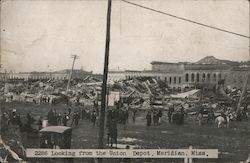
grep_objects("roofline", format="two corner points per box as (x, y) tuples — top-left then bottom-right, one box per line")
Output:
(150, 61), (182, 65)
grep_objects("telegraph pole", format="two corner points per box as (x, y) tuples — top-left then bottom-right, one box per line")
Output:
(66, 55), (79, 94)
(98, 0), (112, 152)
(236, 71), (250, 112)
(236, 28), (250, 113)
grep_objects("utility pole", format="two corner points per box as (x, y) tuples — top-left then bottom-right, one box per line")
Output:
(66, 55), (79, 94)
(236, 71), (250, 112)
(98, 0), (112, 153)
(236, 36), (250, 113)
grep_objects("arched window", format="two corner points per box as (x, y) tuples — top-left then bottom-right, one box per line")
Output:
(196, 73), (200, 82)
(174, 77), (176, 84)
(191, 73), (195, 82)
(207, 73), (211, 82)
(213, 73), (216, 81)
(185, 73), (189, 82)
(169, 77), (172, 84)
(202, 73), (206, 82)
(218, 73), (221, 80)
(179, 77), (181, 84)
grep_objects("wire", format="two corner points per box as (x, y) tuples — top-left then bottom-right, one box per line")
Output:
(121, 0), (250, 39)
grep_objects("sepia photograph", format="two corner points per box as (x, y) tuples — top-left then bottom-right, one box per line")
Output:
(0, 0), (249, 162)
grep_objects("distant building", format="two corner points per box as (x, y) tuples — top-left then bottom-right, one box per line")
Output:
(107, 70), (126, 83)
(0, 72), (7, 81)
(1, 69), (93, 81)
(108, 56), (250, 90)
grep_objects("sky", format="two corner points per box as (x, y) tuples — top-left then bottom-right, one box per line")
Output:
(1, 0), (249, 73)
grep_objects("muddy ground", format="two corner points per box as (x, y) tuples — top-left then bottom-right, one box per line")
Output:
(1, 102), (249, 163)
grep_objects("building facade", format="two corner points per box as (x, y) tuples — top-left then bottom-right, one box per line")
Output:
(108, 56), (250, 90)
(107, 70), (126, 83)
(0, 69), (93, 81)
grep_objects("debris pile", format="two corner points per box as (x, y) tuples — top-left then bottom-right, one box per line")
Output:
(1, 76), (249, 117)
(1, 76), (102, 106)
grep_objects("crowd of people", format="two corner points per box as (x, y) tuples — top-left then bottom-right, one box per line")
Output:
(45, 101), (115, 128)
(1, 96), (249, 153)
(0, 108), (43, 137)
(2, 100), (249, 134)
(145, 109), (163, 126)
(47, 107), (89, 127)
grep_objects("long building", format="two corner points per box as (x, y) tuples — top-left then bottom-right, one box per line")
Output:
(108, 56), (250, 90)
(0, 69), (93, 81)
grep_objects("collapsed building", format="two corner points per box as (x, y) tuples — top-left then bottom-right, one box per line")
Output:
(0, 56), (249, 110)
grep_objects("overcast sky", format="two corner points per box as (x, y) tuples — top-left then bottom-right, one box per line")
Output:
(1, 0), (249, 73)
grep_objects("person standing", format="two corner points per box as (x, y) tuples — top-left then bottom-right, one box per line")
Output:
(197, 112), (203, 126)
(1, 112), (9, 128)
(106, 110), (112, 146)
(146, 111), (152, 126)
(74, 111), (80, 126)
(157, 110), (163, 125)
(153, 110), (158, 126)
(207, 108), (214, 125)
(110, 118), (117, 147)
(23, 113), (34, 132)
(47, 109), (54, 125)
(91, 110), (97, 126)
(94, 100), (98, 112)
(96, 112), (100, 126)
(81, 103), (85, 120)
(71, 112), (76, 126)
(180, 105), (185, 125)
(125, 108), (129, 124)
(52, 109), (58, 125)
(168, 105), (174, 123)
(38, 117), (43, 130)
(132, 109), (136, 124)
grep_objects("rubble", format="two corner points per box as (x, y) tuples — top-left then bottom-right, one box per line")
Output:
(1, 76), (102, 106)
(1, 76), (249, 119)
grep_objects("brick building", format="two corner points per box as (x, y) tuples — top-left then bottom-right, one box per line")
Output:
(109, 56), (250, 90)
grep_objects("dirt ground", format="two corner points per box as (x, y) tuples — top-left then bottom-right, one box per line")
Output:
(1, 101), (250, 163)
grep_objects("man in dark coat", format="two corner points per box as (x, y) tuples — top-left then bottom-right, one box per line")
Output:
(74, 111), (80, 126)
(146, 111), (152, 126)
(153, 110), (158, 126)
(91, 110), (97, 126)
(157, 110), (163, 125)
(168, 105), (174, 123)
(132, 109), (137, 124)
(109, 119), (117, 147)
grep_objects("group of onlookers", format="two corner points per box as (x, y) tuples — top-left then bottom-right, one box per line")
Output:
(146, 109), (163, 126)
(1, 109), (42, 133)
